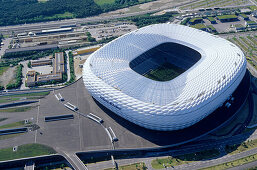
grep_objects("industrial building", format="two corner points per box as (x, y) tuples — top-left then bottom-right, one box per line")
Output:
(53, 52), (65, 74)
(26, 52), (65, 87)
(5, 44), (58, 54)
(25, 71), (37, 87)
(83, 24), (246, 131)
(31, 59), (52, 67)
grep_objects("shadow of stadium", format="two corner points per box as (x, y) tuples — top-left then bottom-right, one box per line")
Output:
(93, 70), (253, 148)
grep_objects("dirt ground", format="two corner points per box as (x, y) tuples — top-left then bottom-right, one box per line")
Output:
(0, 66), (16, 87)
(74, 54), (90, 79)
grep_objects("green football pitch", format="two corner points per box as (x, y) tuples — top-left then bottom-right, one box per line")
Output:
(144, 63), (185, 81)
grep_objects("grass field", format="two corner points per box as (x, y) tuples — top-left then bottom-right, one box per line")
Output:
(0, 143), (56, 161)
(94, 0), (115, 5)
(225, 139), (257, 155)
(201, 152), (257, 170)
(0, 133), (24, 141)
(151, 149), (220, 169)
(0, 97), (20, 104)
(144, 63), (185, 81)
(0, 120), (30, 130)
(104, 162), (147, 170)
(0, 66), (9, 76)
(0, 91), (49, 104)
(6, 91), (50, 98)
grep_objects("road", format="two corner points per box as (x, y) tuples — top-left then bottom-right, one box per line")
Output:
(87, 131), (257, 170)
(62, 151), (88, 170)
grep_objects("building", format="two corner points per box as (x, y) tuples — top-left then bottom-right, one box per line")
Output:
(252, 11), (257, 18)
(31, 59), (52, 67)
(5, 44), (58, 54)
(246, 20), (257, 29)
(37, 73), (62, 83)
(36, 27), (73, 36)
(207, 17), (216, 24)
(25, 71), (37, 87)
(83, 24), (246, 131)
(189, 17), (203, 25)
(26, 52), (65, 87)
(240, 14), (249, 20)
(53, 52), (65, 74)
(217, 14), (238, 22)
(190, 24), (208, 31)
(234, 24), (245, 31)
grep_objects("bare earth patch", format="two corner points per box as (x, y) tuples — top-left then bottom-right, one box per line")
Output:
(0, 66), (16, 87)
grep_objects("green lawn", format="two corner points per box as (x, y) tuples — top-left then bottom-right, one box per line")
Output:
(191, 23), (206, 29)
(0, 120), (30, 130)
(3, 91), (50, 98)
(151, 149), (220, 169)
(94, 0), (115, 5)
(207, 17), (216, 22)
(0, 66), (9, 76)
(0, 143), (56, 161)
(201, 152), (257, 170)
(249, 5), (257, 11)
(217, 14), (238, 20)
(0, 97), (20, 104)
(144, 63), (185, 82)
(104, 162), (147, 170)
(48, 12), (74, 19)
(0, 106), (36, 113)
(0, 133), (24, 141)
(225, 139), (257, 155)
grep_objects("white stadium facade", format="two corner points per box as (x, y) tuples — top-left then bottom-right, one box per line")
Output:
(83, 24), (247, 131)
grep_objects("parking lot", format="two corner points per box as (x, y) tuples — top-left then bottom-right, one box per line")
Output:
(32, 72), (250, 153)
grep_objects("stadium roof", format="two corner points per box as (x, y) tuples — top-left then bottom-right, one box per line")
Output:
(86, 24), (246, 106)
(83, 24), (246, 131)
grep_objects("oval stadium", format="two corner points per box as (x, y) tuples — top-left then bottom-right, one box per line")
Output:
(83, 24), (247, 131)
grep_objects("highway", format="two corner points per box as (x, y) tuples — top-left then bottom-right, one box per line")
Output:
(62, 151), (88, 170)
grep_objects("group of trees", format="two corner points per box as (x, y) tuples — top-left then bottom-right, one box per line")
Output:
(67, 51), (75, 84)
(86, 32), (96, 42)
(126, 13), (173, 28)
(0, 0), (101, 26)
(0, 34), (3, 44)
(0, 0), (155, 26)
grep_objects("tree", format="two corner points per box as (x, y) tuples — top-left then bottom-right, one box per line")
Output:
(27, 61), (32, 68)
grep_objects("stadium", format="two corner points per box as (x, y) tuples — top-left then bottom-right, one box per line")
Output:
(83, 24), (247, 131)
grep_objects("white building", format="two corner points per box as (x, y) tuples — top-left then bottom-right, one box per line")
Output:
(83, 24), (246, 131)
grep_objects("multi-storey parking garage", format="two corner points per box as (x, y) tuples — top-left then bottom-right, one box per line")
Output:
(83, 24), (246, 131)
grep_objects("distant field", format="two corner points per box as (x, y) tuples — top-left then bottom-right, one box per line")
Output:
(144, 63), (185, 81)
(94, 0), (115, 5)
